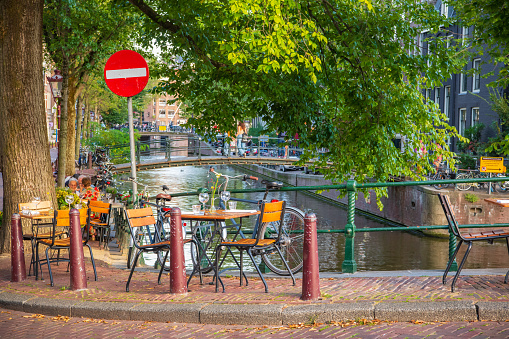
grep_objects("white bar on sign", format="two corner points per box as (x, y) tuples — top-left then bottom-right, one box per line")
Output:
(106, 67), (147, 79)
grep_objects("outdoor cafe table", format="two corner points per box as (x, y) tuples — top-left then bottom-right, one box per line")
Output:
(179, 209), (260, 284)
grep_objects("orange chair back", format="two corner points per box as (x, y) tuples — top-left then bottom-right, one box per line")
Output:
(126, 207), (156, 228)
(89, 200), (111, 214)
(260, 201), (285, 223)
(55, 208), (89, 227)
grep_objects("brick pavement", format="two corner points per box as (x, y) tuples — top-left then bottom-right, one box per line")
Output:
(0, 307), (508, 338)
(0, 241), (508, 325)
(0, 249), (508, 305)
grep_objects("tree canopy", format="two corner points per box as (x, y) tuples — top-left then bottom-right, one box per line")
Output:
(129, 0), (464, 194)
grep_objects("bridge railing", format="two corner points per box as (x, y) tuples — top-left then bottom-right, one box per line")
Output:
(154, 176), (509, 273)
(104, 134), (325, 166)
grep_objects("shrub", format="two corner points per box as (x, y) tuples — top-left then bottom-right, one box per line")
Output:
(464, 193), (479, 203)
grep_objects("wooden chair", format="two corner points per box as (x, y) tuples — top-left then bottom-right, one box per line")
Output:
(18, 201), (60, 277)
(215, 200), (296, 293)
(36, 208), (98, 287)
(438, 194), (509, 291)
(89, 200), (112, 249)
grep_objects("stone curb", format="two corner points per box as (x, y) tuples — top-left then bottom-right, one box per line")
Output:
(0, 290), (508, 325)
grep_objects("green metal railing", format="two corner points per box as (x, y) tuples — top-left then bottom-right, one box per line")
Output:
(159, 175), (509, 273)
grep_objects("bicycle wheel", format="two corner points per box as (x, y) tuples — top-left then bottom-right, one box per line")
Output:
(260, 206), (305, 275)
(494, 174), (509, 192)
(432, 172), (450, 190)
(455, 173), (473, 191)
(190, 221), (227, 274)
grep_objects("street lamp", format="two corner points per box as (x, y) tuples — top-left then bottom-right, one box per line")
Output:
(47, 69), (63, 147)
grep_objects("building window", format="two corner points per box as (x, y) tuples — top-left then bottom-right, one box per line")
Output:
(159, 108), (166, 117)
(462, 26), (470, 46)
(460, 67), (468, 93)
(472, 107), (480, 126)
(168, 110), (175, 117)
(435, 87), (440, 106)
(426, 88), (433, 103)
(441, 1), (449, 17)
(473, 59), (481, 92)
(419, 33), (425, 56)
(444, 86), (451, 118)
(446, 35), (453, 49)
(459, 108), (467, 136)
(159, 99), (166, 106)
(427, 43), (432, 67)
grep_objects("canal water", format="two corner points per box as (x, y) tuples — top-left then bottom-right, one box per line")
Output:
(128, 163), (509, 272)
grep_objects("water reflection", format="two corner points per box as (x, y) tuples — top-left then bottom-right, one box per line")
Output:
(128, 165), (509, 272)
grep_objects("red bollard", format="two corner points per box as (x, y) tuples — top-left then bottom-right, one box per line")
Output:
(169, 207), (187, 294)
(11, 214), (26, 282)
(69, 209), (87, 290)
(88, 153), (92, 169)
(301, 212), (320, 300)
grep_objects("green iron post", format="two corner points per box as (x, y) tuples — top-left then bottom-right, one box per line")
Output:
(448, 231), (458, 271)
(342, 179), (357, 273)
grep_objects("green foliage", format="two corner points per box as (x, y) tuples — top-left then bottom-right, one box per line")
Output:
(457, 124), (485, 154)
(135, 0), (464, 197)
(105, 187), (117, 195)
(457, 153), (477, 170)
(84, 122), (141, 163)
(464, 193), (479, 204)
(55, 188), (81, 210)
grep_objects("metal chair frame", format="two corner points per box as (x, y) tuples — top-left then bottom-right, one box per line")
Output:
(215, 200), (296, 293)
(19, 201), (61, 277)
(36, 208), (98, 287)
(124, 207), (199, 292)
(438, 194), (509, 292)
(89, 200), (112, 249)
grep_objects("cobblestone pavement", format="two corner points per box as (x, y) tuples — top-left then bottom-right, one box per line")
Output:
(1, 249), (508, 305)
(0, 307), (507, 338)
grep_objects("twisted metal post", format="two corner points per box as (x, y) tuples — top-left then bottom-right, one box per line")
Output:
(342, 180), (357, 273)
(448, 231), (458, 272)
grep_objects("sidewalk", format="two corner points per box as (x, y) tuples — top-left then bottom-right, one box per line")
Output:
(0, 241), (508, 325)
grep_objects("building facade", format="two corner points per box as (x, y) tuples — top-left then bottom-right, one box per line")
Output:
(421, 1), (504, 152)
(142, 94), (186, 131)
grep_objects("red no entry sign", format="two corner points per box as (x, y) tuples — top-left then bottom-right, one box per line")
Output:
(104, 50), (149, 97)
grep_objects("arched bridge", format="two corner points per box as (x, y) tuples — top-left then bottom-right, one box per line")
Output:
(113, 156), (313, 174)
(107, 133), (321, 173)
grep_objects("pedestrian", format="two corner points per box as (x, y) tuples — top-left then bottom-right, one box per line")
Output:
(236, 121), (247, 157)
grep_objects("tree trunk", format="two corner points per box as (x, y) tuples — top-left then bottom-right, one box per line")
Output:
(0, 0), (57, 253)
(75, 95), (82, 160)
(56, 59), (69, 188)
(83, 98), (89, 140)
(65, 78), (77, 176)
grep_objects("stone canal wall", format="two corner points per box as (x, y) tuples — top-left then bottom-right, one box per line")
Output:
(237, 165), (509, 236)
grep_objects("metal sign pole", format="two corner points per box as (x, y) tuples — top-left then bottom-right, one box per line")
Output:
(128, 97), (137, 198)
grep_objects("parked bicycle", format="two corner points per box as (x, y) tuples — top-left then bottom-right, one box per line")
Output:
(193, 167), (305, 275)
(429, 163), (454, 190)
(455, 169), (509, 193)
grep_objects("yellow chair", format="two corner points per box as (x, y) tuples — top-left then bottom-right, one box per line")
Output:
(89, 200), (112, 248)
(36, 208), (97, 286)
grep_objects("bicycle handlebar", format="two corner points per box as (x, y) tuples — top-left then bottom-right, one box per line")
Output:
(209, 167), (258, 182)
